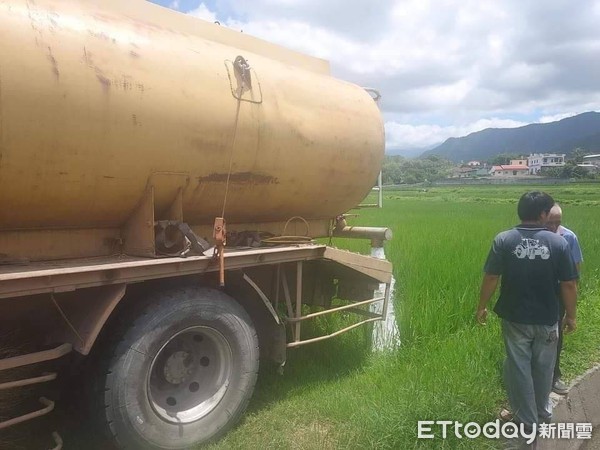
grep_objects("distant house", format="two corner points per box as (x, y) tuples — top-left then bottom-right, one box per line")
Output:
(579, 154), (600, 174)
(582, 154), (600, 166)
(452, 167), (477, 178)
(510, 159), (528, 166)
(474, 166), (491, 176)
(467, 160), (481, 167)
(527, 153), (565, 175)
(489, 165), (530, 177)
(577, 163), (599, 174)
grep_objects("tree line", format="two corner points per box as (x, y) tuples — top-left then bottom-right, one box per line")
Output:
(382, 155), (454, 185)
(382, 150), (598, 185)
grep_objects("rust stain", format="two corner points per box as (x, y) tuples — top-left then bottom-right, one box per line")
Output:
(198, 172), (279, 185)
(82, 46), (94, 67)
(190, 138), (226, 153)
(47, 13), (58, 29)
(96, 73), (111, 90)
(89, 30), (111, 42)
(26, 0), (38, 29)
(47, 47), (60, 81)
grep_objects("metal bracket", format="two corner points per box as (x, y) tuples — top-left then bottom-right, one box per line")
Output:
(274, 259), (392, 349)
(0, 343), (72, 371)
(121, 187), (155, 257)
(122, 174), (190, 257)
(234, 55), (252, 91)
(363, 87), (382, 103)
(0, 372), (57, 390)
(0, 397), (55, 430)
(225, 56), (263, 103)
(155, 220), (210, 257)
(48, 284), (126, 355)
(242, 272), (280, 324)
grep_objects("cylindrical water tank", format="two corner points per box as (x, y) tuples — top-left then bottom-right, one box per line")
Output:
(0, 0), (384, 230)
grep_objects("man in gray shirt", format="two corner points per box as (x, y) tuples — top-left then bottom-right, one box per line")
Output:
(477, 191), (578, 429)
(547, 204), (583, 395)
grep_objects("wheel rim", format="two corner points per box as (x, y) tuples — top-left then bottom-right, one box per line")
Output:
(148, 326), (233, 424)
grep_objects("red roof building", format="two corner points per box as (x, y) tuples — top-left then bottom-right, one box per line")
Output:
(490, 165), (530, 177)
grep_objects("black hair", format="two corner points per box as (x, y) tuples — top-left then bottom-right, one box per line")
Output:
(517, 191), (555, 221)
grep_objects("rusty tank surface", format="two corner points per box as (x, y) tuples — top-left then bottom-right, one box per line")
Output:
(0, 0), (384, 261)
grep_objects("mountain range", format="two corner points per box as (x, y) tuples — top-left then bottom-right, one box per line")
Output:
(420, 111), (600, 163)
(386, 146), (436, 158)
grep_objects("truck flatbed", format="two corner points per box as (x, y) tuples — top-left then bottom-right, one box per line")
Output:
(0, 245), (392, 299)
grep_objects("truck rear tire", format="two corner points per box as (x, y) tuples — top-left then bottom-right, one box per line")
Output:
(94, 287), (259, 449)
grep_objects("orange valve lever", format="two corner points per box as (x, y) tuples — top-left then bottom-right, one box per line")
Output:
(213, 217), (226, 287)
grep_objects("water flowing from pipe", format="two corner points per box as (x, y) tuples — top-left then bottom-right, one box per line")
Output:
(370, 246), (400, 351)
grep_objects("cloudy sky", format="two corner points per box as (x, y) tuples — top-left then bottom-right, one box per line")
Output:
(149, 0), (600, 153)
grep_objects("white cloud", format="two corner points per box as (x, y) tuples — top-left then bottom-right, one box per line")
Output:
(187, 3), (217, 23)
(538, 112), (577, 123)
(168, 0), (180, 10)
(385, 118), (528, 150)
(227, 19), (347, 60)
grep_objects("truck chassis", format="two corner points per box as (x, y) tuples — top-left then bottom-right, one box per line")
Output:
(0, 244), (391, 448)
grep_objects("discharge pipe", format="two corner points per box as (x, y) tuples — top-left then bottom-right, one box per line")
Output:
(369, 245), (400, 351)
(332, 216), (392, 247)
(332, 215), (399, 351)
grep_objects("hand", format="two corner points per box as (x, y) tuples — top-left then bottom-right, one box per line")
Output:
(476, 308), (488, 325)
(563, 317), (577, 334)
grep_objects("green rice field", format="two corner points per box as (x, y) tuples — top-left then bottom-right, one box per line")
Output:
(208, 183), (600, 449)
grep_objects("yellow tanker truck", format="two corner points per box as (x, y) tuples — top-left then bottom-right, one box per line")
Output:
(0, 0), (392, 448)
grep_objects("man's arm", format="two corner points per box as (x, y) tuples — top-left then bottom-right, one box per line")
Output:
(477, 273), (500, 324)
(560, 279), (577, 333)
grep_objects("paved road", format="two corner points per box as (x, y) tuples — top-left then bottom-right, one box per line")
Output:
(581, 430), (600, 450)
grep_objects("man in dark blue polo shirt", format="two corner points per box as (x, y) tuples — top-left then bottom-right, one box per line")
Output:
(477, 191), (578, 428)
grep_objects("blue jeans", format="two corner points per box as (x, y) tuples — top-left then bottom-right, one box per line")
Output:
(502, 319), (559, 427)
